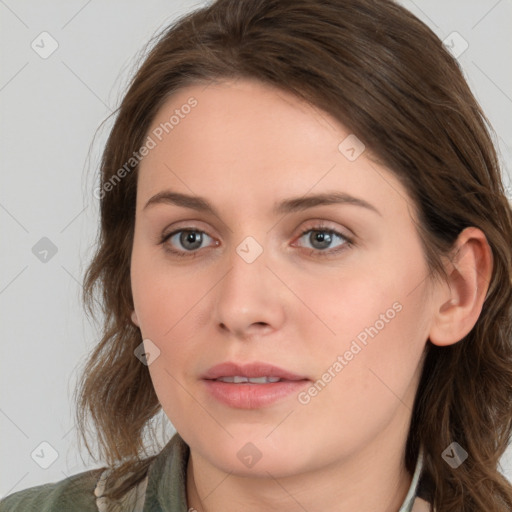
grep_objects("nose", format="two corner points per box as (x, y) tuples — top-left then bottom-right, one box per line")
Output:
(213, 240), (286, 340)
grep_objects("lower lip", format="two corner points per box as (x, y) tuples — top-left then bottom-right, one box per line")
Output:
(202, 379), (310, 409)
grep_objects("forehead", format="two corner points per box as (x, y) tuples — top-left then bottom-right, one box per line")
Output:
(144, 77), (342, 165)
(136, 78), (410, 220)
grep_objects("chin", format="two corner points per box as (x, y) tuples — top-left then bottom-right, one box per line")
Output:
(192, 433), (311, 476)
(218, 449), (304, 478)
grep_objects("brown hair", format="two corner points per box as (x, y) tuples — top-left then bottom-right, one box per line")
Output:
(75, 0), (512, 509)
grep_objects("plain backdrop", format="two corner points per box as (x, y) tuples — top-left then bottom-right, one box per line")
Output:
(1, 0), (511, 499)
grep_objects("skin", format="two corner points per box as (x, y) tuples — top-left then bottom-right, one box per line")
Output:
(130, 78), (492, 512)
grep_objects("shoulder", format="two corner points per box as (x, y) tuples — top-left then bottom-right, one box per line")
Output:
(0, 433), (189, 512)
(0, 467), (105, 512)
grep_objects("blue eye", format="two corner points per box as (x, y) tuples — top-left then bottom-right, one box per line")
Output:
(161, 229), (216, 257)
(295, 228), (352, 256)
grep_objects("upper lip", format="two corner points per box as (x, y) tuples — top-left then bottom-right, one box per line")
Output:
(202, 362), (308, 381)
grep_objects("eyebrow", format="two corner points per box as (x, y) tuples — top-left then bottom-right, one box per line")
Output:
(143, 190), (381, 216)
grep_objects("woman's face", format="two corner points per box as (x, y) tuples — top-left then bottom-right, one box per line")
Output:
(130, 78), (436, 477)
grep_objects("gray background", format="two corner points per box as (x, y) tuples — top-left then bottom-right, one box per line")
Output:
(1, 0), (511, 498)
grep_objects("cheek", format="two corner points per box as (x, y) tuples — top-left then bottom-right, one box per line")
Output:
(286, 292), (428, 464)
(291, 257), (427, 356)
(294, 244), (430, 406)
(130, 245), (210, 411)
(130, 241), (204, 340)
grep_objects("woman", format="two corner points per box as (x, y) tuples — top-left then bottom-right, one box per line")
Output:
(2, 0), (511, 510)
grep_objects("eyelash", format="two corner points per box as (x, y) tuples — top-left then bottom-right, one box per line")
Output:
(159, 223), (354, 259)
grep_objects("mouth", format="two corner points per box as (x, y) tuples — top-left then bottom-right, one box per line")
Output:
(201, 361), (310, 409)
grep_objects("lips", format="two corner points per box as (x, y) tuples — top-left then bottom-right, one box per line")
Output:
(201, 361), (308, 382)
(201, 362), (310, 409)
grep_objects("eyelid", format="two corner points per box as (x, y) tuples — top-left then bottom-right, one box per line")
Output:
(295, 219), (352, 236)
(160, 219), (217, 242)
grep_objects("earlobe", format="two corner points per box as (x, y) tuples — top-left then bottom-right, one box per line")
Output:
(429, 227), (493, 347)
(131, 310), (140, 327)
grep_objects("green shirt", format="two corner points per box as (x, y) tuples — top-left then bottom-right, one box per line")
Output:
(0, 433), (432, 511)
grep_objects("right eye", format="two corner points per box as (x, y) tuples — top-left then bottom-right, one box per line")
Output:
(160, 228), (218, 257)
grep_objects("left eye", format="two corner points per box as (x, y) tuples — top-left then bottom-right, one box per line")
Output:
(295, 228), (349, 252)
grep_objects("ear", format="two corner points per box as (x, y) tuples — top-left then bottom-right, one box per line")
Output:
(131, 310), (140, 327)
(429, 227), (493, 347)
